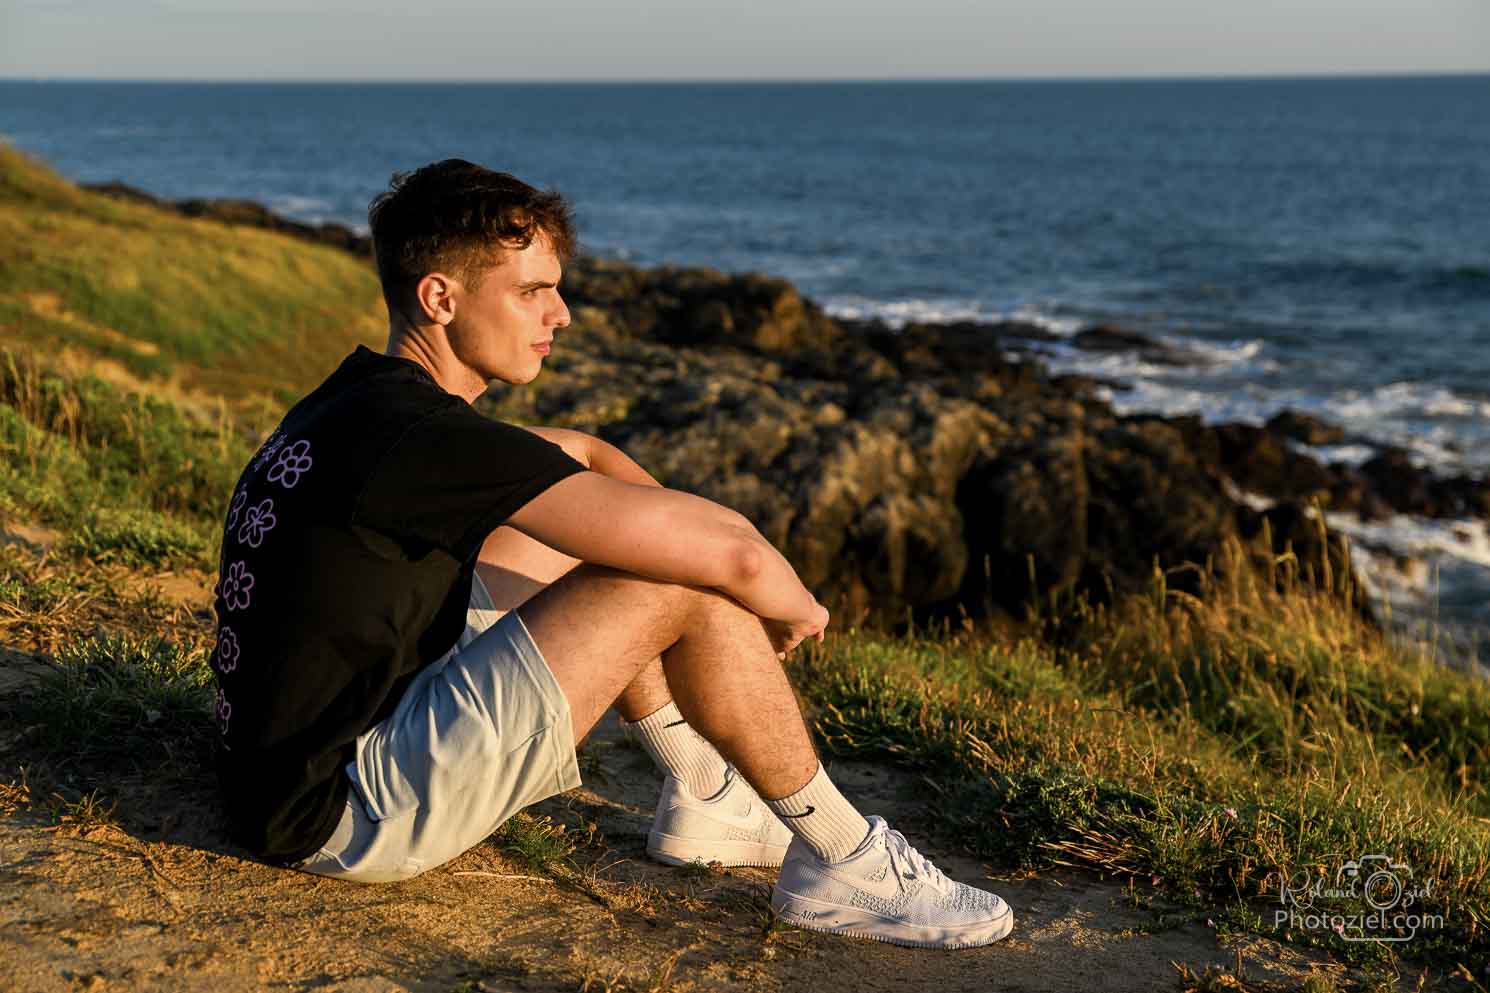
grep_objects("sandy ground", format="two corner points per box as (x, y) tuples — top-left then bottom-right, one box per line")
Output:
(0, 689), (1374, 993)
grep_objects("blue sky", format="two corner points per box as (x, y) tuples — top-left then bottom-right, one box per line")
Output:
(2, 0), (1488, 80)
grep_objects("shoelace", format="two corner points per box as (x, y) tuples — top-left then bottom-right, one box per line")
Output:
(883, 827), (950, 892)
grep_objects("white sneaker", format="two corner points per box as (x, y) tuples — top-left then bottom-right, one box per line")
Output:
(770, 815), (1014, 949)
(647, 767), (793, 868)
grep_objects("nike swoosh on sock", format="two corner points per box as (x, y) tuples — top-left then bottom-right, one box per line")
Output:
(776, 806), (816, 819)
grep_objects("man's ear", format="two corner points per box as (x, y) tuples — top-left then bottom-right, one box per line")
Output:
(413, 272), (459, 326)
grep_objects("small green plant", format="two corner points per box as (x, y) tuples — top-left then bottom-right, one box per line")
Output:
(50, 788), (118, 833)
(1299, 974), (1342, 993)
(66, 511), (206, 567)
(12, 633), (214, 765)
(675, 857), (719, 881)
(491, 812), (576, 876)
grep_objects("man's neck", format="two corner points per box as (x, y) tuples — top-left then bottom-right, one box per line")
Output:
(385, 323), (485, 404)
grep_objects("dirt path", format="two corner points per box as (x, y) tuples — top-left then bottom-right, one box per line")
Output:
(0, 691), (1372, 993)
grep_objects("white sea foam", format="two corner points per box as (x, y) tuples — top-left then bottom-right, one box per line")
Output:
(266, 194), (334, 222)
(1322, 512), (1490, 673)
(821, 296), (1085, 335)
(1025, 338), (1490, 475)
(1331, 381), (1490, 421)
(1158, 335), (1273, 368)
(1009, 306), (1085, 337)
(1286, 441), (1379, 467)
(1224, 481), (1490, 671)
(1321, 510), (1490, 573)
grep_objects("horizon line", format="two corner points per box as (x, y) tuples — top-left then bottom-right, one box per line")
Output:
(2, 69), (1488, 86)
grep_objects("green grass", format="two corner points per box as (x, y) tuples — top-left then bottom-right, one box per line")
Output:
(1050, 534), (1490, 815)
(490, 812), (579, 876)
(0, 349), (251, 569)
(0, 144), (384, 394)
(16, 633), (216, 764)
(789, 550), (1490, 971)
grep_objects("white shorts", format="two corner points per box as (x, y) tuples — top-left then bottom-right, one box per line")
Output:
(293, 574), (581, 883)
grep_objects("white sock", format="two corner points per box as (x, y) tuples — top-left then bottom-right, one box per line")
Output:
(623, 701), (729, 800)
(764, 762), (872, 864)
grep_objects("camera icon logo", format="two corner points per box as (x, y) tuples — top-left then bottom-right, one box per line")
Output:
(1339, 854), (1411, 913)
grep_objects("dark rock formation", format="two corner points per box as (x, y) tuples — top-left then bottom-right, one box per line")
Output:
(504, 263), (1409, 626)
(1265, 410), (1345, 446)
(84, 182), (373, 257)
(1072, 324), (1196, 365)
(1209, 422), (1339, 505)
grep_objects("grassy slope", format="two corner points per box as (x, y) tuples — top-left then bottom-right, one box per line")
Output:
(0, 144), (384, 400)
(1, 149), (1486, 984)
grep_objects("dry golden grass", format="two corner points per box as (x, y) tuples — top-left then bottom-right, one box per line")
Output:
(0, 143), (385, 404)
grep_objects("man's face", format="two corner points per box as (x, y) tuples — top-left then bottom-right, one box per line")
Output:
(444, 233), (569, 386)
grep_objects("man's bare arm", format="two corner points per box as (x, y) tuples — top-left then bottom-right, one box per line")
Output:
(524, 426), (653, 487)
(505, 471), (822, 628)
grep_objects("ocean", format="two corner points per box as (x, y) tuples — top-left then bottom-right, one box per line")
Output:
(1, 77), (1486, 647)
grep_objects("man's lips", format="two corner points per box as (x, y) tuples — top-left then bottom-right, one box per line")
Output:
(532, 341), (552, 354)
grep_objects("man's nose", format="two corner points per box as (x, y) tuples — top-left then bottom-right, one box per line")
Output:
(551, 292), (571, 329)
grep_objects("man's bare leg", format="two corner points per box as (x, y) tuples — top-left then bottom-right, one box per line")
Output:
(477, 527), (679, 723)
(515, 563), (819, 799)
(478, 526), (719, 798)
(506, 562), (1015, 949)
(480, 526), (862, 859)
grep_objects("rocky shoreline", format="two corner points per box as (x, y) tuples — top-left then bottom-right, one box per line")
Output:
(85, 182), (1490, 664)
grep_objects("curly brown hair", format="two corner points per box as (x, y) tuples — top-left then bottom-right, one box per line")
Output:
(367, 159), (577, 317)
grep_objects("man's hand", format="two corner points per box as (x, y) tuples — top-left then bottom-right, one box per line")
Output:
(763, 600), (830, 660)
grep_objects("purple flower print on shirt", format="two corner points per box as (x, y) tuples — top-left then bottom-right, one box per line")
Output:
(220, 561), (255, 611)
(225, 489), (247, 534)
(251, 430), (287, 475)
(267, 440), (313, 489)
(215, 687), (232, 734)
(214, 625), (240, 674)
(237, 498), (277, 548)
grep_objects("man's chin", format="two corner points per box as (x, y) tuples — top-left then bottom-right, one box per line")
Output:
(485, 360), (544, 386)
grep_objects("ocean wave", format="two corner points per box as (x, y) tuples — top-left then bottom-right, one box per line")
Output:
(1029, 337), (1490, 474)
(821, 296), (1085, 335)
(1330, 381), (1490, 421)
(1030, 331), (1276, 389)
(824, 297), (1488, 476)
(1225, 482), (1490, 668)
(1286, 441), (1378, 467)
(1322, 508), (1490, 668)
(265, 193), (333, 216)
(1156, 334), (1273, 368)
(1324, 510), (1490, 572)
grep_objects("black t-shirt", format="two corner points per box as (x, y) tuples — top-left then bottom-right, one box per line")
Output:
(209, 346), (587, 864)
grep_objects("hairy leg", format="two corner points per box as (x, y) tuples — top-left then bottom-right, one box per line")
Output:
(517, 563), (820, 799)
(477, 526), (670, 723)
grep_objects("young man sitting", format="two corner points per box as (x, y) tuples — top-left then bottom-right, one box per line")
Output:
(209, 159), (1013, 949)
